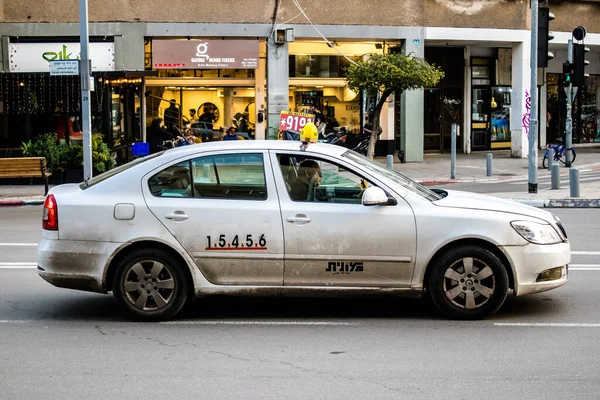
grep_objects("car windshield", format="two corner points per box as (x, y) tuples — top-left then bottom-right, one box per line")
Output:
(80, 151), (165, 189)
(343, 150), (442, 201)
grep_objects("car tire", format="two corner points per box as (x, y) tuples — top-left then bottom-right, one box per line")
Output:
(427, 245), (509, 320)
(112, 249), (189, 321)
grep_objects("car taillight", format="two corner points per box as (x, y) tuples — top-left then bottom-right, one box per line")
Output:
(42, 194), (58, 231)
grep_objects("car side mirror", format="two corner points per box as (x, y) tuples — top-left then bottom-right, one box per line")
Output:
(362, 186), (390, 206)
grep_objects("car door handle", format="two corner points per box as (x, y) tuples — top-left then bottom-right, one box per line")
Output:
(286, 215), (311, 224)
(165, 211), (189, 221)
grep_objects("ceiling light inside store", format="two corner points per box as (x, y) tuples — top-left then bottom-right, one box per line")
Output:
(315, 85), (324, 88)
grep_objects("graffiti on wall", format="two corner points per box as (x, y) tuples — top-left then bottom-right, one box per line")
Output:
(522, 90), (531, 137)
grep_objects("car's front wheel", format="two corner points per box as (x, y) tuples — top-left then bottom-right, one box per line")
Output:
(427, 245), (509, 320)
(112, 249), (189, 321)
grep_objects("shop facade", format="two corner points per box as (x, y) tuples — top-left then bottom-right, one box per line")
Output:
(0, 38), (146, 165)
(143, 38), (265, 141)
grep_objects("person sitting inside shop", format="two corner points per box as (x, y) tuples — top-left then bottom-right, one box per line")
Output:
(56, 114), (82, 142)
(222, 127), (240, 141)
(147, 117), (177, 153)
(289, 159), (322, 201)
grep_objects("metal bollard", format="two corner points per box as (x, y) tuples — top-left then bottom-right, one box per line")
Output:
(386, 154), (393, 169)
(451, 124), (457, 179)
(551, 163), (560, 189)
(569, 168), (580, 198)
(486, 153), (493, 177)
(548, 148), (554, 170)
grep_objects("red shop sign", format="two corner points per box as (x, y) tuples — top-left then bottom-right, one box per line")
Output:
(279, 111), (315, 133)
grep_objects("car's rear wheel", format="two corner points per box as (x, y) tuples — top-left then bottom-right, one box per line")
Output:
(112, 249), (189, 321)
(427, 245), (508, 320)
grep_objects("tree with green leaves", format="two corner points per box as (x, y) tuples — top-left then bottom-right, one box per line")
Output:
(345, 53), (445, 159)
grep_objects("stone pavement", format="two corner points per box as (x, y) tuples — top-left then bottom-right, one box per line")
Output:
(1, 146), (599, 207)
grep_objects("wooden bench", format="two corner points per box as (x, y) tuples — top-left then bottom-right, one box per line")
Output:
(0, 157), (52, 195)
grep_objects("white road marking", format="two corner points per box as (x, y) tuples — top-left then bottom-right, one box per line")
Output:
(0, 320), (31, 324)
(495, 323), (600, 328)
(572, 251), (600, 256)
(569, 266), (600, 270)
(0, 263), (37, 269)
(160, 321), (355, 326)
(0, 243), (38, 247)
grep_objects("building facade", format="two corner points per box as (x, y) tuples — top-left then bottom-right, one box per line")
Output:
(1, 0), (599, 162)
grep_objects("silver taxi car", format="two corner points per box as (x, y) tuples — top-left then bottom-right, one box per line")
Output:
(38, 141), (570, 321)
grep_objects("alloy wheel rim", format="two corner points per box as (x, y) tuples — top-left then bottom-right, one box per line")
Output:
(123, 260), (176, 311)
(442, 257), (496, 310)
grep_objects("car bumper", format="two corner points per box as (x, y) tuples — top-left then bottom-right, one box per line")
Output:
(37, 238), (122, 293)
(501, 242), (570, 296)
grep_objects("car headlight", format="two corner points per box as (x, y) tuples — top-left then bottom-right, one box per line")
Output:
(511, 221), (562, 245)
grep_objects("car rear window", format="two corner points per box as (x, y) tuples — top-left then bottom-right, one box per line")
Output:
(80, 151), (165, 189)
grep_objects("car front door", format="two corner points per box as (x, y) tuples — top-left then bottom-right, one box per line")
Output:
(143, 150), (284, 286)
(271, 150), (417, 288)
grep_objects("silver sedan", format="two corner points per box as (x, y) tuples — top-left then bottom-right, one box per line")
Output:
(38, 141), (570, 320)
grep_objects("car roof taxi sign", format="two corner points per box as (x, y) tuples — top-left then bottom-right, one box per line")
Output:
(300, 122), (318, 150)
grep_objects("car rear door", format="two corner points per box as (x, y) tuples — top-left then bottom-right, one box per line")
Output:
(143, 150), (285, 286)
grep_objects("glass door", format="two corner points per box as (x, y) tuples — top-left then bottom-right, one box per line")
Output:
(471, 87), (490, 150)
(424, 89), (441, 152)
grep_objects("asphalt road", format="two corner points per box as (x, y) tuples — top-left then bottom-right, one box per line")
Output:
(1, 206), (599, 399)
(438, 169), (600, 193)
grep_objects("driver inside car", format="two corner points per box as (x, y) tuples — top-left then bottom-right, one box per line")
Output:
(288, 159), (322, 201)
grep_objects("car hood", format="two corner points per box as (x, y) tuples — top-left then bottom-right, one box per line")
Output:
(433, 189), (553, 222)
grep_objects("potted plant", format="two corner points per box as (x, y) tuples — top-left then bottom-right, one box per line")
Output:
(91, 133), (115, 175)
(63, 134), (115, 182)
(64, 144), (84, 183)
(21, 133), (70, 183)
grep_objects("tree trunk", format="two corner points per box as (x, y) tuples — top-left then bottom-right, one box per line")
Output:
(367, 89), (393, 159)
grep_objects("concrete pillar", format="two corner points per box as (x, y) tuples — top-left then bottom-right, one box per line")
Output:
(117, 27), (145, 71)
(401, 34), (425, 162)
(254, 43), (267, 140)
(267, 42), (289, 140)
(463, 46), (471, 154)
(223, 88), (233, 131)
(510, 38), (531, 158)
(380, 92), (394, 142)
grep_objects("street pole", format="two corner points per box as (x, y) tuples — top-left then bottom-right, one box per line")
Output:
(565, 39), (573, 167)
(528, 0), (538, 193)
(79, 0), (93, 181)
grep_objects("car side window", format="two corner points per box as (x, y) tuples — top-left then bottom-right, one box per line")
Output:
(277, 154), (371, 204)
(148, 161), (193, 198)
(191, 153), (267, 200)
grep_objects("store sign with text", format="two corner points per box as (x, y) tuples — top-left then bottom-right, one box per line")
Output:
(152, 40), (259, 69)
(279, 111), (315, 133)
(8, 43), (115, 73)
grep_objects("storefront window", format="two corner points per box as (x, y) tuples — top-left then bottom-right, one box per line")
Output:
(580, 76), (599, 143)
(490, 87), (511, 142)
(289, 55), (358, 78)
(288, 87), (360, 136)
(547, 73), (599, 144)
(145, 86), (257, 140)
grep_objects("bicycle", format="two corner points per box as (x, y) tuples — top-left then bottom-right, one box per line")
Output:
(542, 139), (577, 168)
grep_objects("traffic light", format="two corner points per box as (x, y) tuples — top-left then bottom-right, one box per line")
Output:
(573, 43), (590, 87)
(562, 62), (573, 86)
(537, 7), (555, 67)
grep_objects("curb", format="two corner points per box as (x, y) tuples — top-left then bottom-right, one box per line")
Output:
(0, 198), (45, 207)
(515, 198), (600, 208)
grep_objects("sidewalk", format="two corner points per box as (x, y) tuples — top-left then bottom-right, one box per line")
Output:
(1, 147), (600, 207)
(375, 146), (600, 208)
